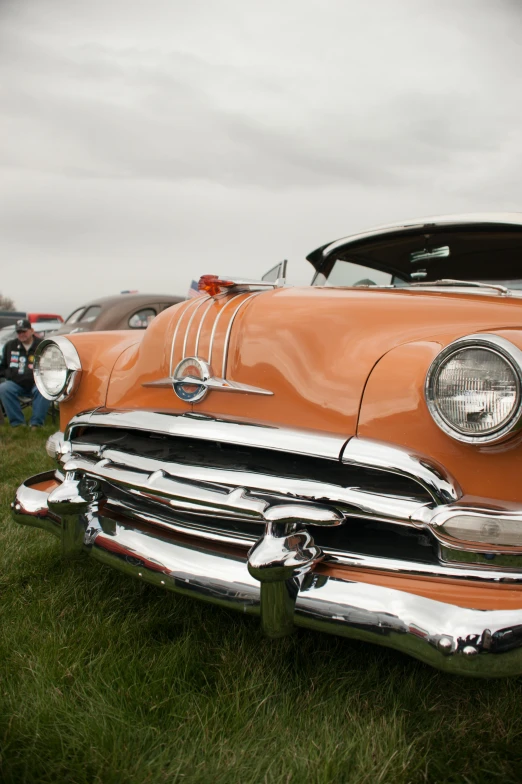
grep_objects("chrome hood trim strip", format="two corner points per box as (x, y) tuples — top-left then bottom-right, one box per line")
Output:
(169, 296), (211, 378)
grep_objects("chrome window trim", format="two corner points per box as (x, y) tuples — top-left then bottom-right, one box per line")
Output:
(425, 333), (522, 445)
(34, 337), (82, 402)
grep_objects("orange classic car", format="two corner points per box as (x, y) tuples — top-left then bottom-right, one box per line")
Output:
(13, 214), (522, 676)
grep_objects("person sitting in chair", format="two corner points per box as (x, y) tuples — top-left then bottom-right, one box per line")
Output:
(0, 318), (50, 429)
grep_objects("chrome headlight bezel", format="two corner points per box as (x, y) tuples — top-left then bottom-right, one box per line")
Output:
(34, 337), (82, 402)
(425, 333), (522, 445)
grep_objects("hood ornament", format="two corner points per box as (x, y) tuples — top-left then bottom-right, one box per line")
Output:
(154, 356), (274, 403)
(172, 357), (212, 403)
(198, 274), (283, 298)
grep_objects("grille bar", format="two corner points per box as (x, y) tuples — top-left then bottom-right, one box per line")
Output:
(62, 447), (431, 526)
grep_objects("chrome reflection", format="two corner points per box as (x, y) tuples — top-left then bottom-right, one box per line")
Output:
(11, 471), (522, 677)
(425, 334), (522, 445)
(65, 410), (461, 509)
(342, 437), (460, 505)
(207, 293), (245, 368)
(46, 431), (64, 460)
(65, 410), (348, 459)
(248, 522), (323, 637)
(34, 337), (82, 402)
(168, 296), (211, 378)
(221, 291), (262, 377)
(59, 449), (428, 525)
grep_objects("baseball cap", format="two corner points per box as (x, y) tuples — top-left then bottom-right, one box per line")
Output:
(16, 318), (32, 331)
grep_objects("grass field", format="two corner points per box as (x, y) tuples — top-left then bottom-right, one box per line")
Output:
(2, 423), (522, 783)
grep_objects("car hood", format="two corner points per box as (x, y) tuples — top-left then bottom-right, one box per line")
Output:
(106, 286), (522, 437)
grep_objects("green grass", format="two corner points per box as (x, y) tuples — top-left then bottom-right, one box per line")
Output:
(2, 423), (522, 783)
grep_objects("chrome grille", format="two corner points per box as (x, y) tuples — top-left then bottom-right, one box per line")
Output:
(72, 426), (433, 502)
(57, 417), (444, 567)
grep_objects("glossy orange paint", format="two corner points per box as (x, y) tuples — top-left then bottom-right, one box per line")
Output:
(25, 278), (522, 632)
(357, 337), (522, 502)
(60, 330), (143, 431)
(106, 297), (213, 412)
(31, 478), (60, 493)
(190, 287), (522, 435)
(67, 287), (522, 437)
(61, 287), (522, 503)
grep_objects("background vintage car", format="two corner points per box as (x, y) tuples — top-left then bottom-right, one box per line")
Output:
(52, 292), (184, 335)
(13, 214), (522, 677)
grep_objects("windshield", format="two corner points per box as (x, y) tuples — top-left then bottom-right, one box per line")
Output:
(312, 260), (522, 289)
(79, 305), (101, 323)
(311, 229), (522, 290)
(66, 307), (85, 324)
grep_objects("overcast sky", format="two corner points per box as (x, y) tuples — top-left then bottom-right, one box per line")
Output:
(1, 0), (522, 316)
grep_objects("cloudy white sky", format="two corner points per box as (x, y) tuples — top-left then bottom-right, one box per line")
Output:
(1, 0), (522, 316)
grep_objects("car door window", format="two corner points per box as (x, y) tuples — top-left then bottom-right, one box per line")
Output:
(80, 306), (101, 323)
(128, 308), (156, 328)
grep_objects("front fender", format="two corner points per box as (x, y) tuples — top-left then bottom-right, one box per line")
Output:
(357, 334), (522, 503)
(58, 331), (143, 431)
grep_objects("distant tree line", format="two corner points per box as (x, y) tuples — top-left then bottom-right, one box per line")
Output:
(0, 293), (16, 310)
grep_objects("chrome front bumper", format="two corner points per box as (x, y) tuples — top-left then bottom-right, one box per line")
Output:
(12, 470), (522, 677)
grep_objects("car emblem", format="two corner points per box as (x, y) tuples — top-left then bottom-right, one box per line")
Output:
(167, 355), (273, 402)
(172, 357), (211, 402)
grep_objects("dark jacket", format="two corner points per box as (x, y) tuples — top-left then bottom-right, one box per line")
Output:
(0, 336), (43, 390)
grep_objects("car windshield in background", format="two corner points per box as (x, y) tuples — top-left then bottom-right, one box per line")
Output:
(65, 308), (85, 324)
(79, 306), (101, 323)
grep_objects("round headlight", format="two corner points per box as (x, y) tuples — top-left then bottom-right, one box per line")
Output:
(34, 338), (82, 401)
(425, 334), (522, 444)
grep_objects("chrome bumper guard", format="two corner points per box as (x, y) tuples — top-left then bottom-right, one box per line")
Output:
(12, 469), (522, 677)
